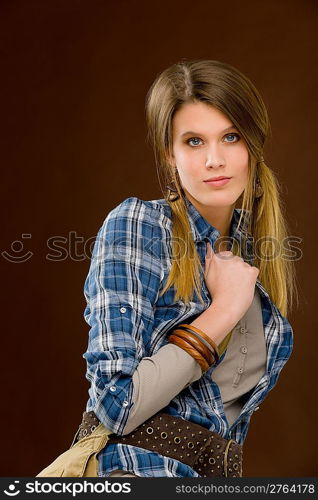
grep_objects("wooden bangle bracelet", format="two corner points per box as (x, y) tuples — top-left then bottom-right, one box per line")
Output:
(177, 323), (220, 363)
(172, 329), (215, 366)
(174, 326), (216, 357)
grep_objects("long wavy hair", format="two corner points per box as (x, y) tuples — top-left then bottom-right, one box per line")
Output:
(145, 59), (297, 318)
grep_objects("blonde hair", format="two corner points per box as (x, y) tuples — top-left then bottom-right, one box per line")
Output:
(145, 59), (297, 318)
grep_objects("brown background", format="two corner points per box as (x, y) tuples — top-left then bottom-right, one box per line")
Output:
(1, 0), (317, 477)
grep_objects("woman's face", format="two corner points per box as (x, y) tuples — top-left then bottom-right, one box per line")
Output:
(170, 101), (249, 209)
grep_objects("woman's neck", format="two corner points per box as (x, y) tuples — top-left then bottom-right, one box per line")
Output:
(185, 192), (235, 247)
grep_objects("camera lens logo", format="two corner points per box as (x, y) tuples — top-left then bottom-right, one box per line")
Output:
(1, 234), (33, 263)
(3, 481), (20, 496)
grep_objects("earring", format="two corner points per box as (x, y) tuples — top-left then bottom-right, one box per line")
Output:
(254, 156), (264, 199)
(165, 167), (180, 201)
(254, 177), (264, 199)
(166, 183), (179, 201)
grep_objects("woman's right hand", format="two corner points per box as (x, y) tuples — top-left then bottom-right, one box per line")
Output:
(204, 241), (259, 322)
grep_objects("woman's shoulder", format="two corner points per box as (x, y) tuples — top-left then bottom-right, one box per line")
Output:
(103, 196), (173, 228)
(94, 197), (173, 264)
(95, 197), (173, 260)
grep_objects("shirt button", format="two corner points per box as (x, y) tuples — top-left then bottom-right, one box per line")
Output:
(241, 346), (248, 354)
(110, 386), (116, 392)
(237, 367), (244, 374)
(240, 327), (247, 334)
(120, 307), (127, 313)
(122, 400), (129, 407)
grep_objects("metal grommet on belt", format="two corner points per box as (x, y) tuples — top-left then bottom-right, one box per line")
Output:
(104, 411), (243, 478)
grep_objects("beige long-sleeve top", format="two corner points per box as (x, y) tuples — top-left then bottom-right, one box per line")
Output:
(122, 287), (266, 434)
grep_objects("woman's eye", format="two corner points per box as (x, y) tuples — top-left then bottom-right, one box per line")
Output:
(186, 133), (241, 147)
(224, 133), (240, 143)
(186, 137), (203, 147)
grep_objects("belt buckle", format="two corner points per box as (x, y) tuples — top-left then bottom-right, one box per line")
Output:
(223, 439), (236, 477)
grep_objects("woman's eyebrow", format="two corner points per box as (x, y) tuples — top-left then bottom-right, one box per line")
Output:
(180, 125), (238, 137)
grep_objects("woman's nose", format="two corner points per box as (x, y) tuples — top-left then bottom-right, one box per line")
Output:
(205, 141), (225, 168)
(205, 151), (225, 168)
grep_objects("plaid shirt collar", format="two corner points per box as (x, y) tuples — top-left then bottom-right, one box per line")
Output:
(184, 195), (251, 244)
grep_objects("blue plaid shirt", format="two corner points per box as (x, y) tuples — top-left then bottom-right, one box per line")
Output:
(82, 196), (293, 477)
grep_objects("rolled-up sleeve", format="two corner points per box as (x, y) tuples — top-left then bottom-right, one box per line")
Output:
(82, 197), (163, 435)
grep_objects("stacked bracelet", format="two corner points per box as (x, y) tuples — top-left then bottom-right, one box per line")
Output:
(178, 324), (220, 363)
(168, 323), (220, 374)
(173, 329), (215, 366)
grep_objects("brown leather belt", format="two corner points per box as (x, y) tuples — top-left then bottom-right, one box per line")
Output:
(74, 410), (243, 478)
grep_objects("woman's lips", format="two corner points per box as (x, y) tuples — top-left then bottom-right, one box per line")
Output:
(204, 177), (231, 187)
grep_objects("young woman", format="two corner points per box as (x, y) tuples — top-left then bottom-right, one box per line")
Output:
(75, 59), (296, 477)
